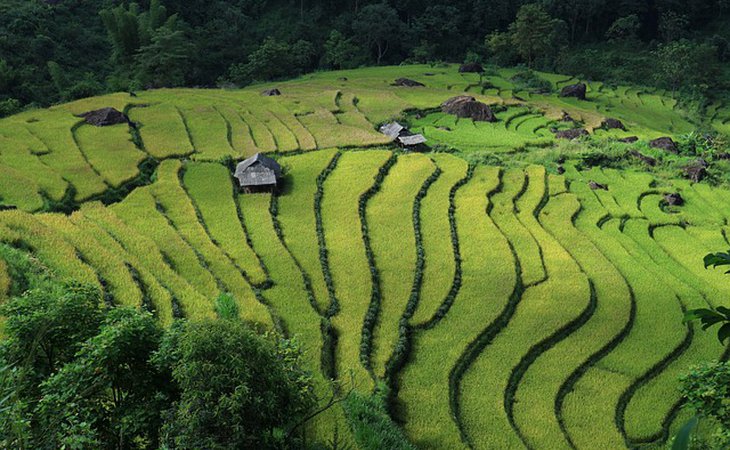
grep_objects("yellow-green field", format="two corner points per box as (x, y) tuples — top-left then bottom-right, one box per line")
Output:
(0, 65), (728, 449)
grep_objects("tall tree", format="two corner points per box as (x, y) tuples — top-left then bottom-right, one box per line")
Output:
(352, 3), (404, 65)
(510, 4), (563, 68)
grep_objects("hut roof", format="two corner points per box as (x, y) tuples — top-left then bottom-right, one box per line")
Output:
(234, 153), (282, 186)
(397, 134), (427, 146)
(379, 121), (411, 138)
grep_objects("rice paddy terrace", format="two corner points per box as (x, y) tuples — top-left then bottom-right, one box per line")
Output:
(1, 64), (730, 449)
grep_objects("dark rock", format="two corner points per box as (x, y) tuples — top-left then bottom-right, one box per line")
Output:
(441, 95), (496, 122)
(618, 136), (639, 143)
(459, 63), (484, 73)
(601, 118), (626, 130)
(683, 159), (709, 182)
(557, 165), (566, 175)
(392, 78), (425, 87)
(262, 88), (281, 96)
(76, 107), (129, 127)
(561, 111), (576, 122)
(554, 128), (589, 140)
(560, 83), (587, 100)
(628, 150), (657, 166)
(649, 136), (678, 153)
(129, 91), (137, 97)
(338, 77), (348, 81)
(664, 193), (684, 206)
(589, 180), (608, 190)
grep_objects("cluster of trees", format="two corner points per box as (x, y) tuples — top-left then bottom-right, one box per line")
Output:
(1, 0), (729, 115)
(0, 253), (316, 448)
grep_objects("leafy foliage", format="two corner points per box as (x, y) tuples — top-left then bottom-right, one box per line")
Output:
(680, 363), (730, 446)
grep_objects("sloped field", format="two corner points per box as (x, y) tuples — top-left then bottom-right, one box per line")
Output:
(0, 65), (728, 448)
(1, 146), (728, 448)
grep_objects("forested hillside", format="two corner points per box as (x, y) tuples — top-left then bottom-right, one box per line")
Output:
(1, 0), (728, 115)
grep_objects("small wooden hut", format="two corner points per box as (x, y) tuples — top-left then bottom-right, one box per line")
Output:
(234, 153), (282, 193)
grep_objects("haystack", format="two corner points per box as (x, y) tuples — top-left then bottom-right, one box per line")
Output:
(441, 96), (496, 122)
(76, 107), (129, 127)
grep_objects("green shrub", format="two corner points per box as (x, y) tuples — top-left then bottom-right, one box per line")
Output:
(343, 384), (415, 450)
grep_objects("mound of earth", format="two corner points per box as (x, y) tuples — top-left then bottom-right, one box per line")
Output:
(589, 180), (608, 190)
(684, 159), (708, 182)
(560, 83), (587, 100)
(262, 88), (281, 96)
(459, 62), (484, 73)
(649, 137), (678, 153)
(76, 107), (129, 127)
(602, 118), (626, 130)
(628, 150), (657, 166)
(392, 78), (425, 87)
(555, 128), (589, 140)
(664, 193), (684, 206)
(441, 96), (496, 122)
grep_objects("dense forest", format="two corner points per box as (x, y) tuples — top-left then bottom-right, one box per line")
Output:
(1, 0), (729, 116)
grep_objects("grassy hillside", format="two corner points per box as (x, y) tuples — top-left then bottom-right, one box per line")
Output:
(0, 65), (729, 448)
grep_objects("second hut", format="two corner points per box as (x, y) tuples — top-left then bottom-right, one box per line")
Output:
(234, 153), (282, 193)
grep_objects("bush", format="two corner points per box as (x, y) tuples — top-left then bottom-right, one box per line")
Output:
(680, 362), (730, 446)
(225, 37), (316, 86)
(157, 320), (315, 449)
(343, 384), (415, 450)
(510, 70), (552, 94)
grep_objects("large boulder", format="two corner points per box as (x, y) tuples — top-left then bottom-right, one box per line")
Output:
(554, 128), (589, 140)
(589, 180), (608, 190)
(649, 136), (678, 153)
(683, 159), (709, 182)
(459, 63), (484, 73)
(664, 193), (684, 206)
(392, 78), (425, 87)
(628, 149), (657, 166)
(76, 107), (129, 127)
(601, 118), (626, 130)
(441, 96), (496, 122)
(560, 83), (587, 100)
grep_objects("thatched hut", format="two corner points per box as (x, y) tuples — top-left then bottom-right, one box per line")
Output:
(234, 153), (282, 193)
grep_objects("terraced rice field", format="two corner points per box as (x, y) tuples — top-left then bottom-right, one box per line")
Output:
(0, 64), (729, 448)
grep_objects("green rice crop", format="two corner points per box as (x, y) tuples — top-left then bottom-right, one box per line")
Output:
(183, 162), (267, 285)
(128, 104), (194, 158)
(398, 166), (509, 449)
(367, 153), (436, 378)
(36, 213), (143, 308)
(410, 153), (468, 325)
(152, 160), (273, 327)
(74, 123), (146, 187)
(320, 149), (392, 388)
(276, 149), (338, 312)
(237, 192), (352, 446)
